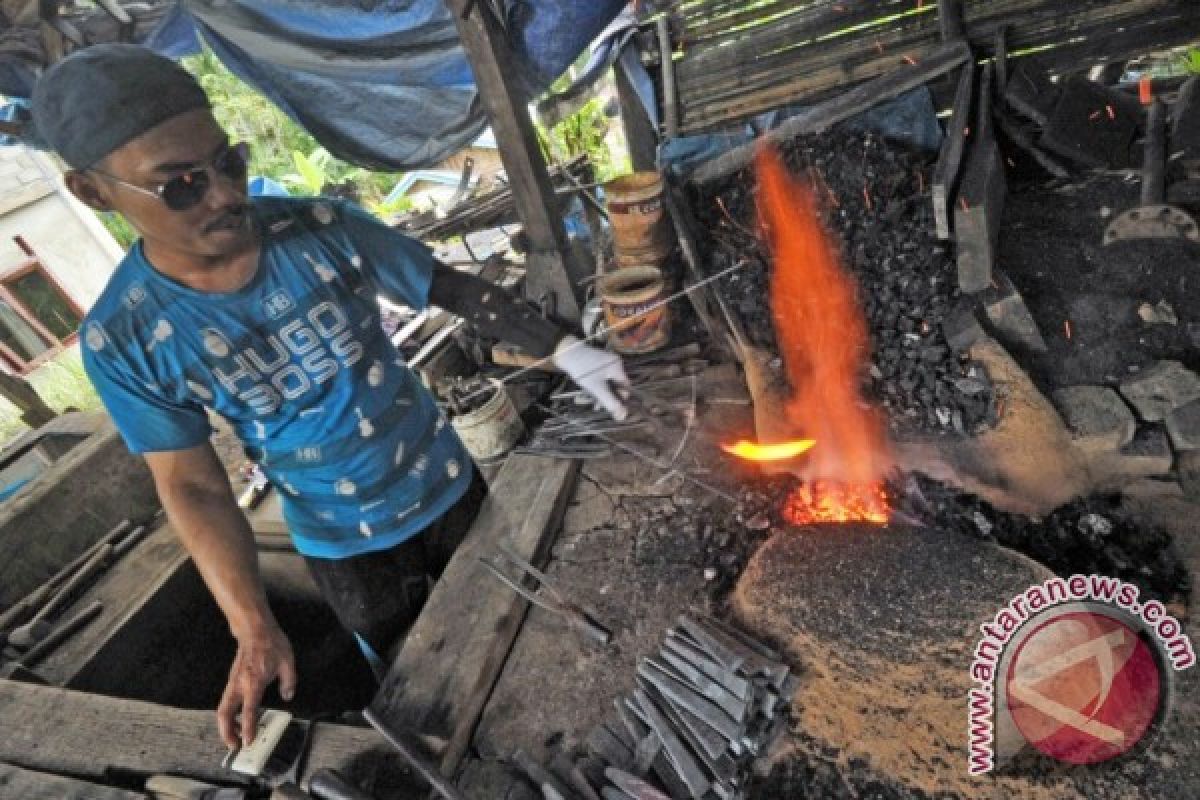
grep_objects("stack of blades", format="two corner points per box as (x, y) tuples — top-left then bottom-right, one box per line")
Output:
(592, 615), (796, 800)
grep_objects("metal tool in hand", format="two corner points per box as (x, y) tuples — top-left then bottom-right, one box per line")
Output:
(479, 544), (612, 644)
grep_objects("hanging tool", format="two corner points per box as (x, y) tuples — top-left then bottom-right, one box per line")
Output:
(1104, 98), (1200, 244)
(6, 543), (115, 650)
(479, 543), (612, 644)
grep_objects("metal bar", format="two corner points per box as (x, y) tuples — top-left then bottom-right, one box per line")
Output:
(631, 689), (711, 799)
(662, 635), (752, 700)
(637, 662), (743, 742)
(361, 706), (468, 800)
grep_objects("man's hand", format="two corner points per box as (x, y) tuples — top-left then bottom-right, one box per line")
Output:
(552, 335), (631, 420)
(217, 622), (298, 748)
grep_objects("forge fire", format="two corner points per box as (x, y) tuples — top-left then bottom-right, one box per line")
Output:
(723, 144), (893, 525)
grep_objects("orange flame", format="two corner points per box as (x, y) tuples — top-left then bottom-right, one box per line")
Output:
(782, 481), (890, 525)
(722, 439), (816, 462)
(732, 144), (892, 524)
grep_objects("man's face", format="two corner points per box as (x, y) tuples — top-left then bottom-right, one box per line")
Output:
(68, 109), (255, 260)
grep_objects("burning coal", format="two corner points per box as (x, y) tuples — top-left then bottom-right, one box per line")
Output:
(728, 144), (892, 525)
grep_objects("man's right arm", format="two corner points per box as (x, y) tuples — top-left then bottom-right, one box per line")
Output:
(144, 443), (297, 748)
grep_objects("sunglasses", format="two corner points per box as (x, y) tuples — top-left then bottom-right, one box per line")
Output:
(90, 142), (249, 212)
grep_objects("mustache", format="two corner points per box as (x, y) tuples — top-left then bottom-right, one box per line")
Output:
(204, 204), (249, 233)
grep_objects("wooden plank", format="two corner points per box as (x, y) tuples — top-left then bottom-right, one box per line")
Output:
(658, 16), (680, 139)
(938, 0), (966, 40)
(0, 680), (414, 791)
(447, 0), (581, 324)
(372, 454), (580, 775)
(955, 64), (1006, 294)
(668, 0), (1190, 133)
(616, 57), (658, 172)
(689, 38), (970, 185)
(0, 763), (147, 800)
(932, 59), (978, 241)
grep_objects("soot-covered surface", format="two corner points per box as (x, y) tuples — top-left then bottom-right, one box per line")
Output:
(999, 172), (1200, 391)
(893, 473), (1191, 606)
(692, 127), (996, 438)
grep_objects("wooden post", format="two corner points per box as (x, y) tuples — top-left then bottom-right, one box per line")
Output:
(615, 55), (659, 172)
(937, 0), (965, 41)
(446, 0), (581, 324)
(0, 371), (56, 429)
(657, 17), (680, 139)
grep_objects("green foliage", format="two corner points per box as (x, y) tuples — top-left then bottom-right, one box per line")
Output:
(180, 49), (404, 207)
(364, 193), (416, 219)
(98, 212), (137, 249)
(0, 348), (102, 444)
(284, 148), (332, 195)
(539, 97), (628, 183)
(1182, 48), (1200, 75)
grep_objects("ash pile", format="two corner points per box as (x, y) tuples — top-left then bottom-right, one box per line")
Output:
(692, 127), (997, 437)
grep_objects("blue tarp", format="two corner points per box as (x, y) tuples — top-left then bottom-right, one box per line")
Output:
(142, 0), (623, 171)
(7, 1), (622, 171)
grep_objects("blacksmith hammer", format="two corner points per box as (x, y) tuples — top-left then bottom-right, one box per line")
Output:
(1104, 98), (1200, 245)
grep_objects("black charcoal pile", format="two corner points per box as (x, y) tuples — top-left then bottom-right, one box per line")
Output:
(692, 127), (996, 437)
(893, 474), (1191, 604)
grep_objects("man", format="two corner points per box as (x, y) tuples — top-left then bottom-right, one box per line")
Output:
(31, 44), (629, 748)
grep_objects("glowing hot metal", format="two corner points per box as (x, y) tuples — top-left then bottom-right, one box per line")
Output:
(721, 439), (816, 462)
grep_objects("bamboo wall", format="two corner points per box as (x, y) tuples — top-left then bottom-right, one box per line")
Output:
(660, 0), (1200, 133)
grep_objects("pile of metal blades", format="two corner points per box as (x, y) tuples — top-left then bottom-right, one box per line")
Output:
(595, 614), (795, 800)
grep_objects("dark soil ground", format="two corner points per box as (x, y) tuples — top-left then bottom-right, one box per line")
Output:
(998, 172), (1200, 391)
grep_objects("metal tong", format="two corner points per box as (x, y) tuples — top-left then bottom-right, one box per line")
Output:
(479, 544), (612, 644)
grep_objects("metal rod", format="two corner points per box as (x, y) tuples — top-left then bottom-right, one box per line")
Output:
(361, 706), (468, 800)
(535, 404), (737, 504)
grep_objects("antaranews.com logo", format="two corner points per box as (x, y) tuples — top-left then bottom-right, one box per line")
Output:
(968, 574), (1194, 774)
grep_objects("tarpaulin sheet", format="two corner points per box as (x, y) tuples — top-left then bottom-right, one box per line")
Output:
(150, 0), (624, 170)
(7, 1), (623, 171)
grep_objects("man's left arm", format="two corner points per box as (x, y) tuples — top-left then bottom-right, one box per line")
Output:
(428, 265), (630, 420)
(332, 200), (629, 418)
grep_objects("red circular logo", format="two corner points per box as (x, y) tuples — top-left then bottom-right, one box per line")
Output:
(1005, 609), (1165, 764)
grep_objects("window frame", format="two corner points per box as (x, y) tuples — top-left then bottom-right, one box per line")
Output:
(0, 237), (82, 374)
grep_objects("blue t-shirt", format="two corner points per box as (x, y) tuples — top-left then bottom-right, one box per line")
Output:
(82, 197), (472, 559)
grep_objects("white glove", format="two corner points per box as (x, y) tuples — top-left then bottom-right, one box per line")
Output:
(552, 335), (630, 421)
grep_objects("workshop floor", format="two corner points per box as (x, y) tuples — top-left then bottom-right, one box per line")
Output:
(455, 376), (767, 796)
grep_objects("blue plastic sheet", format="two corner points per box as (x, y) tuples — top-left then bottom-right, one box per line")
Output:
(7, 1), (623, 171)
(154, 0), (623, 171)
(659, 88), (945, 178)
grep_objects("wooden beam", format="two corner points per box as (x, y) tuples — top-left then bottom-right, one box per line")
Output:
(372, 454), (580, 777)
(690, 38), (971, 185)
(938, 0), (966, 40)
(0, 680), (413, 791)
(932, 59), (977, 241)
(955, 64), (1006, 294)
(657, 16), (680, 139)
(616, 47), (659, 171)
(446, 0), (581, 324)
(0, 371), (55, 428)
(0, 763), (147, 800)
